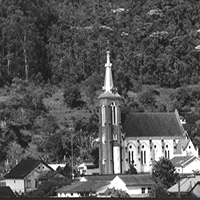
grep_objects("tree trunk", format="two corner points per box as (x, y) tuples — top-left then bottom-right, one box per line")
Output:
(23, 35), (29, 82)
(24, 48), (29, 82)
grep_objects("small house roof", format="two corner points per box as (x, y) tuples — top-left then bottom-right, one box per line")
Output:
(118, 174), (155, 186)
(57, 181), (110, 193)
(122, 112), (184, 138)
(171, 156), (195, 167)
(4, 159), (53, 179)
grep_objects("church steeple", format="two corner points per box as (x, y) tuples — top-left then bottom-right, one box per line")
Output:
(103, 51), (113, 92)
(99, 50), (123, 175)
(99, 51), (121, 99)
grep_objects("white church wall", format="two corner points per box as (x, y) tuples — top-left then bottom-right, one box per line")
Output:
(126, 137), (182, 173)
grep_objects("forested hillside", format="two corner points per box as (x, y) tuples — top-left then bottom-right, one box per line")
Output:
(1, 0), (200, 178)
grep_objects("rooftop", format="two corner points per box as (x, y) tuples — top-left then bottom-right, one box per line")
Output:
(118, 174), (155, 186)
(57, 181), (110, 193)
(4, 159), (52, 179)
(122, 112), (184, 138)
(171, 156), (196, 167)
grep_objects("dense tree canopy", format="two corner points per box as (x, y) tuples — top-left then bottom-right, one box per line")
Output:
(1, 0), (200, 188)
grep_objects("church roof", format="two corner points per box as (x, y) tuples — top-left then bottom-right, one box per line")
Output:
(122, 112), (184, 138)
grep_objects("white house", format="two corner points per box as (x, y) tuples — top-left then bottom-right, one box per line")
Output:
(57, 174), (155, 198)
(4, 159), (53, 194)
(77, 160), (99, 175)
(109, 174), (155, 197)
(57, 180), (110, 197)
(171, 156), (200, 174)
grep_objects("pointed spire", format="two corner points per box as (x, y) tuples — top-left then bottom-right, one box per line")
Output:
(103, 51), (114, 92)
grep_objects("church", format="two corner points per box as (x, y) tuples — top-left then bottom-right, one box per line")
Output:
(57, 51), (199, 197)
(98, 51), (198, 174)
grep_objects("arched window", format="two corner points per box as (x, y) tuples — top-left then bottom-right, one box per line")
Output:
(128, 144), (134, 165)
(164, 144), (170, 159)
(141, 145), (146, 165)
(102, 103), (106, 126)
(110, 102), (117, 125)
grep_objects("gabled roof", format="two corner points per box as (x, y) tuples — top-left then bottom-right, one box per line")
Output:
(0, 187), (15, 197)
(122, 112), (184, 138)
(57, 181), (110, 193)
(174, 139), (190, 154)
(118, 174), (155, 186)
(4, 159), (53, 179)
(171, 156), (196, 167)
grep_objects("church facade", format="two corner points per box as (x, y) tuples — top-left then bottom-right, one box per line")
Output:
(98, 51), (198, 174)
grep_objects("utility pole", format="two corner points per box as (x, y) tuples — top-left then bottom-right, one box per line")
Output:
(70, 126), (75, 179)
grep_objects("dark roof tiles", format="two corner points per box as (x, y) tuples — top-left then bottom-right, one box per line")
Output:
(82, 175), (116, 182)
(122, 112), (184, 138)
(4, 159), (52, 179)
(118, 174), (155, 186)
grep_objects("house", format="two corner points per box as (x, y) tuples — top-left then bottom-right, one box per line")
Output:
(57, 174), (155, 198)
(57, 180), (110, 197)
(4, 159), (54, 194)
(108, 174), (155, 197)
(57, 174), (115, 197)
(171, 156), (200, 174)
(77, 160), (99, 175)
(98, 50), (198, 175)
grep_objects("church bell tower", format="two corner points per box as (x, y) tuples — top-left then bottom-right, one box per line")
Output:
(99, 51), (122, 174)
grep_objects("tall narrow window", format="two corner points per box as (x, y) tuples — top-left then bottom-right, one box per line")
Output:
(164, 144), (170, 159)
(110, 102), (117, 125)
(102, 103), (106, 126)
(141, 145), (146, 165)
(128, 144), (134, 164)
